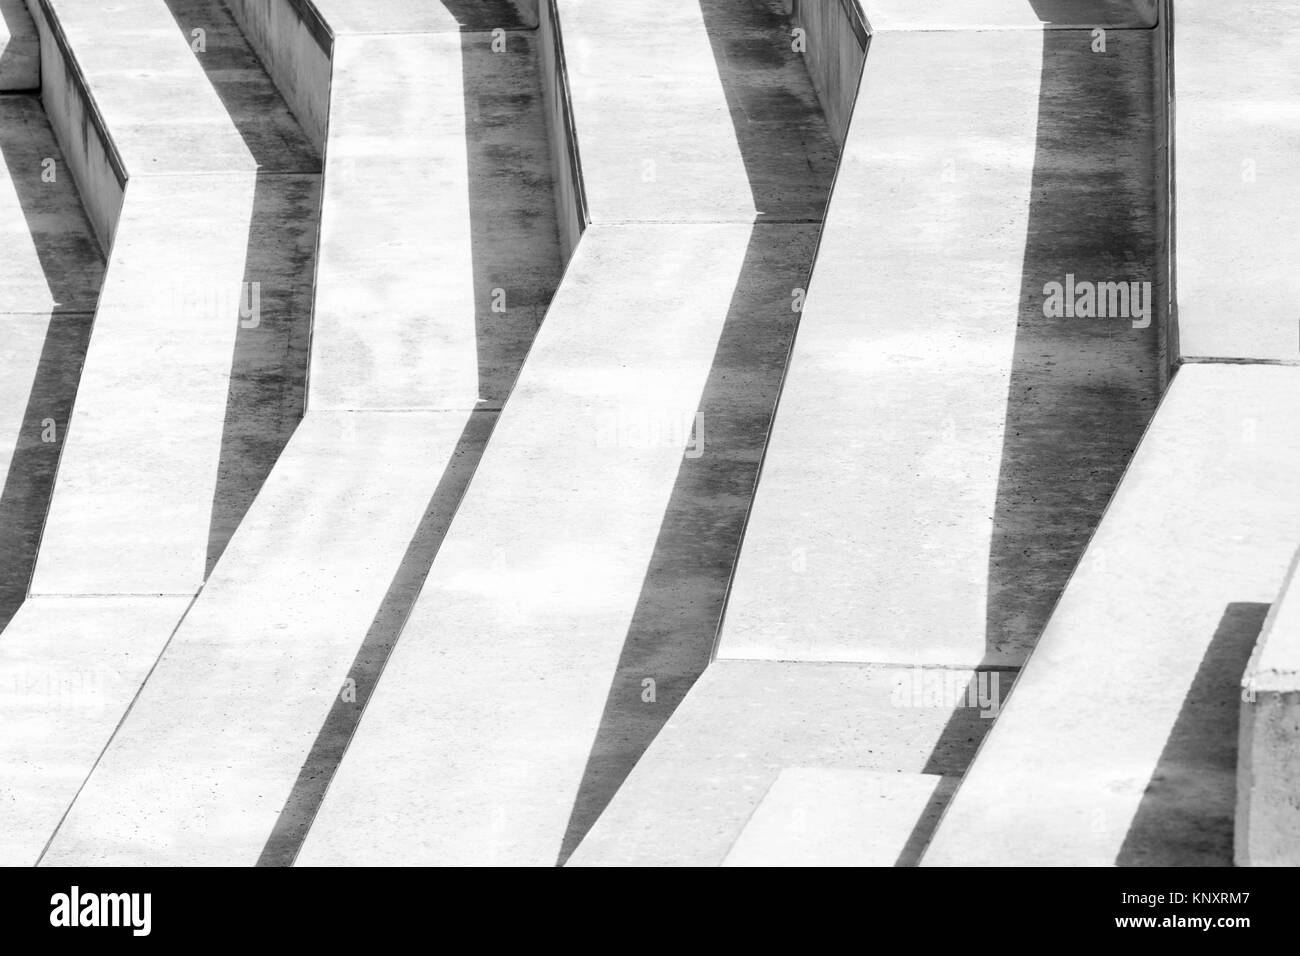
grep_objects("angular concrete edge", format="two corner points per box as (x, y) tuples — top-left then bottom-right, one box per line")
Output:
(24, 0), (127, 251)
(538, 0), (586, 260)
(226, 0), (333, 156)
(791, 0), (870, 147)
(1237, 546), (1300, 866)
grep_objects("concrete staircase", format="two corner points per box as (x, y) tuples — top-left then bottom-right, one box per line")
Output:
(1, 0), (1295, 868)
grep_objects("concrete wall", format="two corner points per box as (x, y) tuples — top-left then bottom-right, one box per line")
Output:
(792, 0), (869, 147)
(225, 0), (332, 156)
(24, 0), (125, 254)
(539, 0), (586, 261)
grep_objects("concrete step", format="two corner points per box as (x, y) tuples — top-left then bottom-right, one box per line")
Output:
(30, 0), (320, 597)
(722, 768), (959, 867)
(294, 0), (839, 866)
(0, 0), (38, 90)
(39, 412), (491, 866)
(719, 22), (1161, 669)
(0, 597), (188, 865)
(2, 0), (320, 864)
(1172, 0), (1300, 362)
(0, 93), (104, 631)
(565, 660), (1003, 866)
(923, 364), (1300, 866)
(42, 13), (564, 866)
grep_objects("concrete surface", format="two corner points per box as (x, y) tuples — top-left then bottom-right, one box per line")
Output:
(0, 0), (37, 90)
(923, 364), (1300, 866)
(226, 0), (332, 153)
(40, 412), (491, 866)
(310, 31), (560, 410)
(29, 0), (320, 595)
(1237, 547), (1300, 866)
(0, 597), (189, 865)
(294, 0), (838, 867)
(24, 0), (126, 249)
(720, 24), (1160, 667)
(4, 0), (320, 866)
(1173, 0), (1300, 362)
(722, 768), (958, 867)
(566, 661), (1000, 866)
(42, 14), (563, 866)
(0, 93), (102, 631)
(560, 0), (837, 224)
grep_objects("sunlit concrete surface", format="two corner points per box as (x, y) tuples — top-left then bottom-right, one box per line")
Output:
(3, 0), (319, 867)
(43, 7), (563, 866)
(1172, 0), (1300, 362)
(0, 597), (189, 865)
(0, 93), (102, 632)
(721, 23), (1160, 668)
(296, 0), (837, 867)
(924, 364), (1300, 866)
(567, 660), (999, 866)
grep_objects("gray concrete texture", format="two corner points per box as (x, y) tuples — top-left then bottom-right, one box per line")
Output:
(3, 0), (1299, 869)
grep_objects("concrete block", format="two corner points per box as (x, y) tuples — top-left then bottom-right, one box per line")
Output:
(1172, 0), (1300, 362)
(1237, 548), (1300, 866)
(923, 365), (1300, 866)
(718, 27), (1160, 668)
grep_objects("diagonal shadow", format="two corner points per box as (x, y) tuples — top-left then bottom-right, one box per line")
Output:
(257, 7), (564, 866)
(556, 0), (839, 865)
(158, 0), (323, 577)
(0, 93), (104, 634)
(916, 3), (1165, 855)
(1116, 602), (1268, 866)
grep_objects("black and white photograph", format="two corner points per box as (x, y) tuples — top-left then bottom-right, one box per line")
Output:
(0, 0), (1290, 924)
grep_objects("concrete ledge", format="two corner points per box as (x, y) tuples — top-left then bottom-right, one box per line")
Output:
(1237, 547), (1300, 866)
(24, 0), (126, 250)
(1172, 0), (1300, 363)
(791, 0), (869, 146)
(923, 364), (1300, 866)
(0, 0), (39, 90)
(538, 0), (586, 259)
(226, 0), (333, 155)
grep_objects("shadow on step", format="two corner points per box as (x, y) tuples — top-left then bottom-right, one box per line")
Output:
(0, 96), (103, 633)
(917, 15), (1162, 858)
(157, 0), (322, 576)
(1116, 602), (1268, 866)
(556, 0), (839, 865)
(255, 5), (564, 866)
